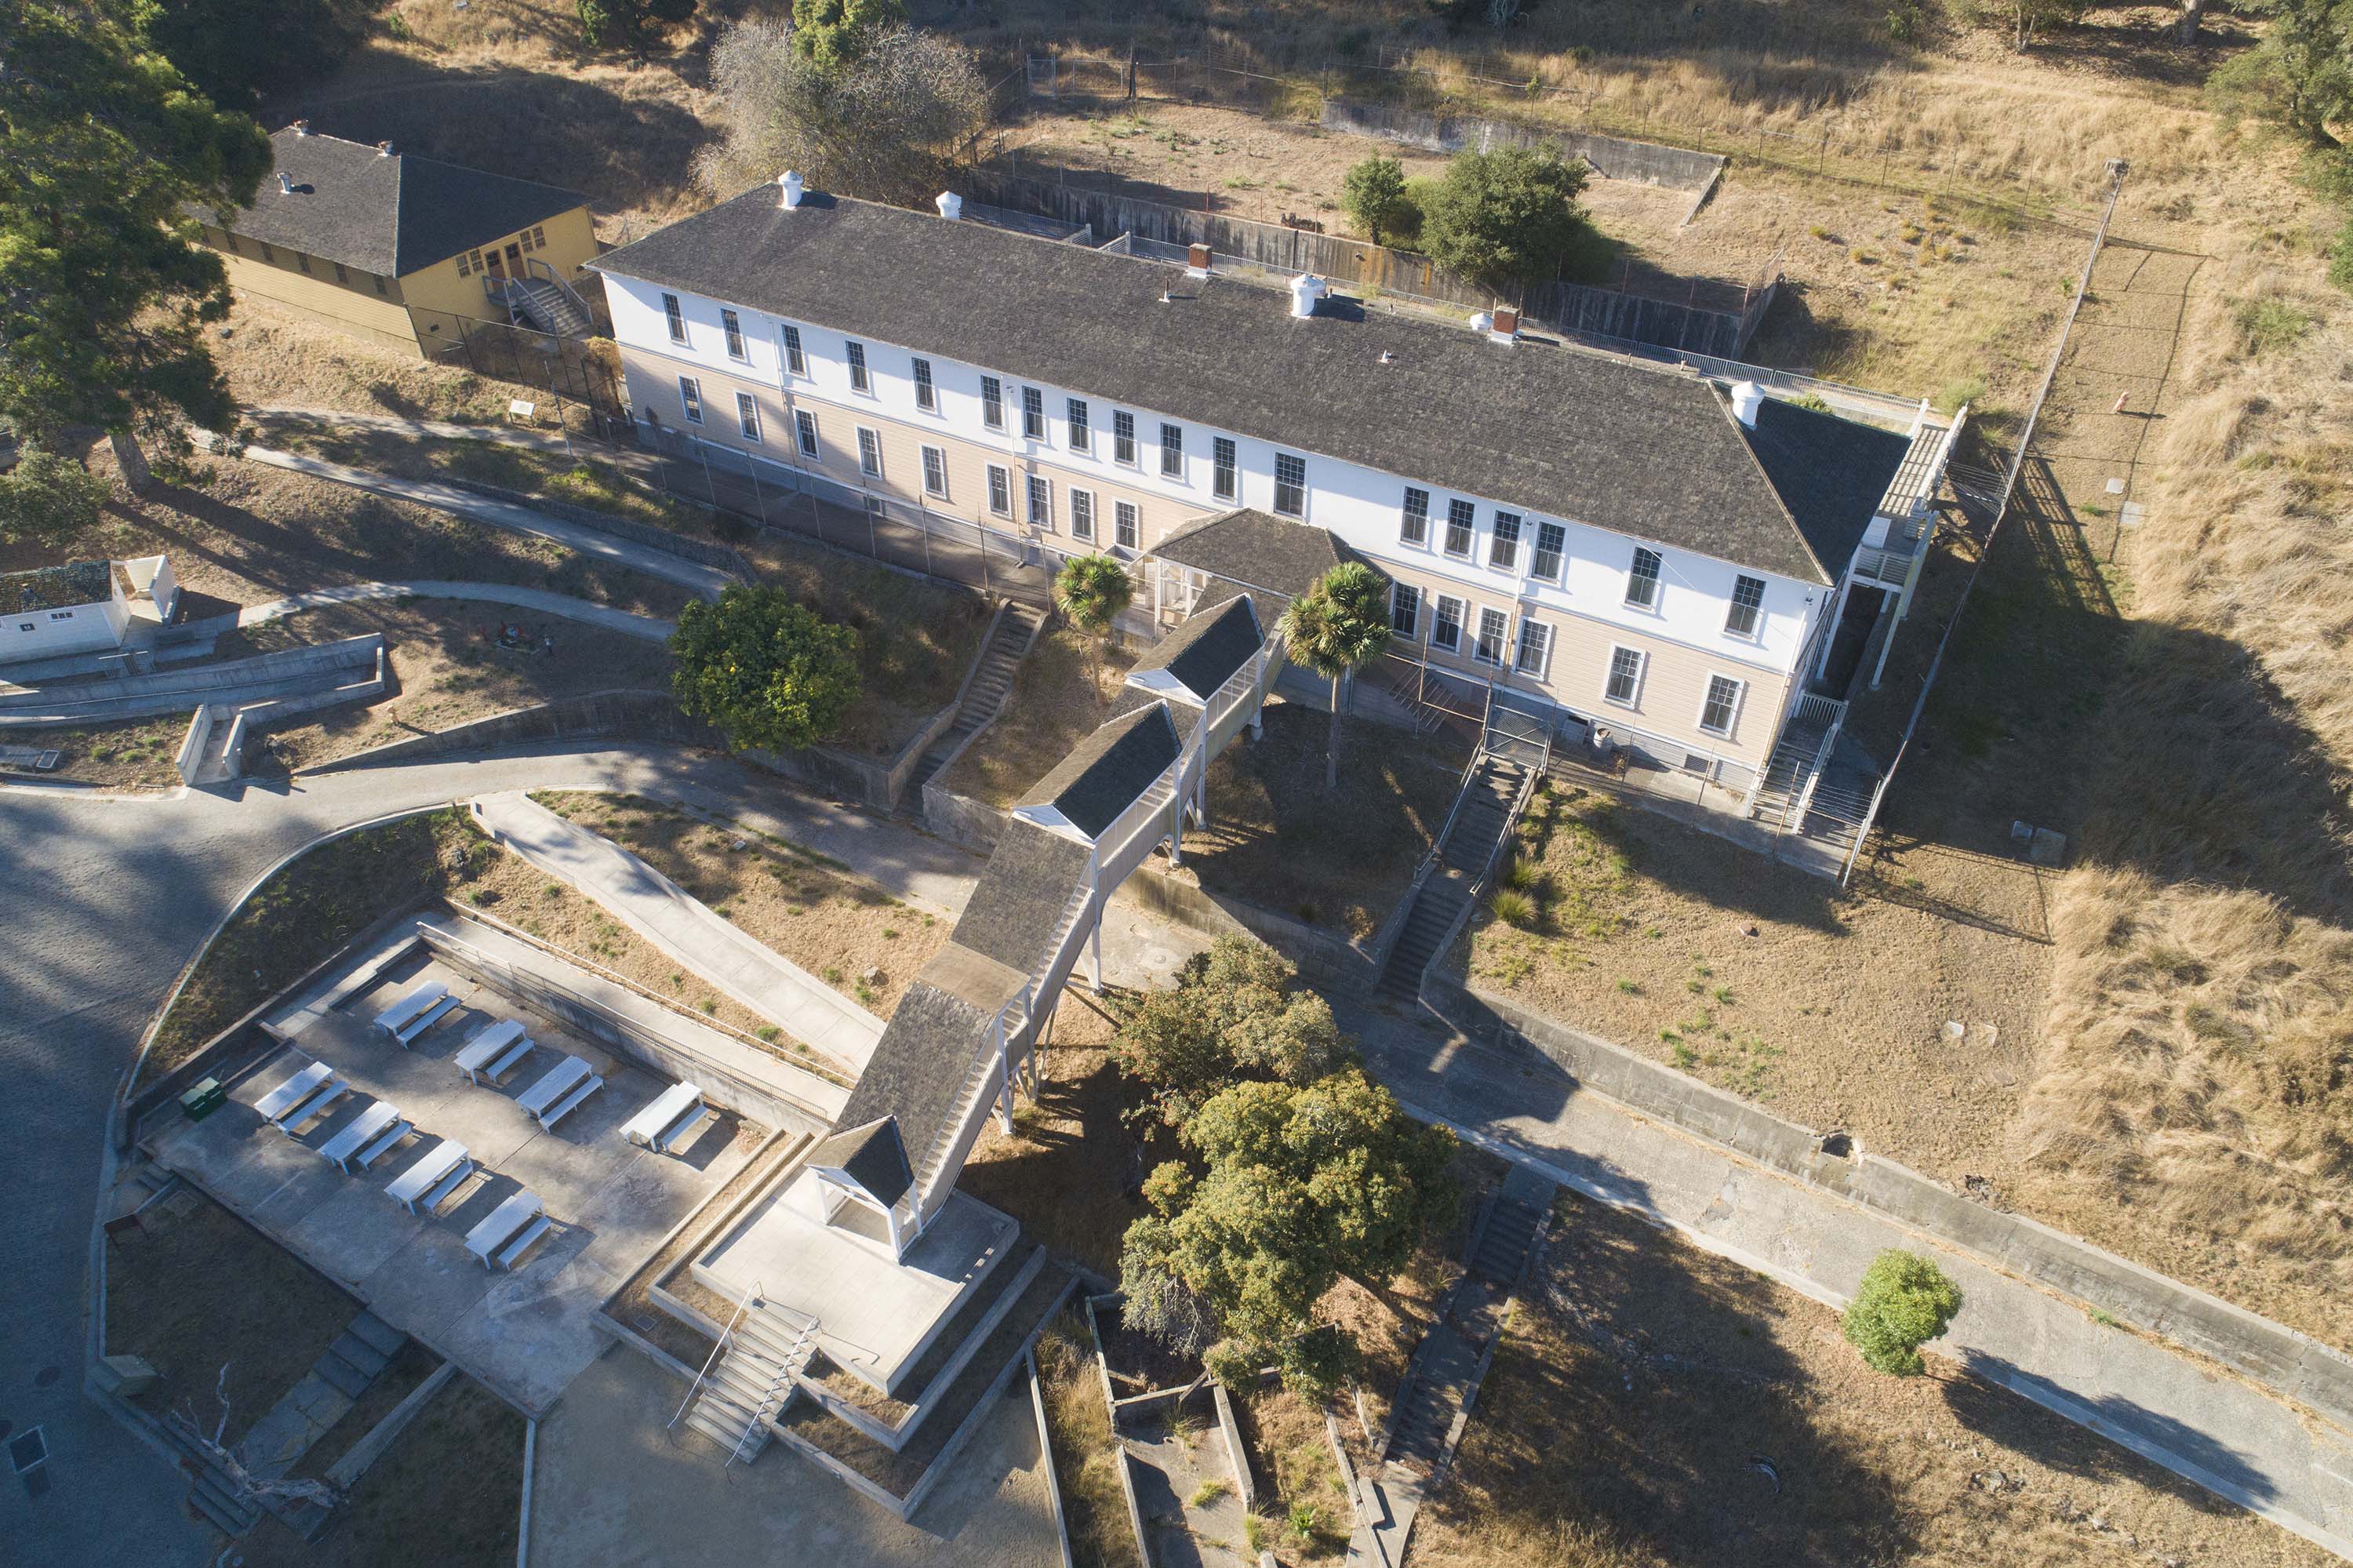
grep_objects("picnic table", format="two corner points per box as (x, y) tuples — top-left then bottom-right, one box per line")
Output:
(517, 1055), (603, 1132)
(454, 1020), (531, 1085)
(621, 1082), (704, 1150)
(373, 980), (448, 1039)
(318, 1102), (413, 1173)
(465, 1190), (551, 1271)
(256, 1060), (331, 1123)
(387, 1140), (474, 1216)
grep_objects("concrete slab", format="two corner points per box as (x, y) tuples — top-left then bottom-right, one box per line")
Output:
(146, 947), (754, 1417)
(697, 1170), (1015, 1395)
(529, 1345), (1063, 1568)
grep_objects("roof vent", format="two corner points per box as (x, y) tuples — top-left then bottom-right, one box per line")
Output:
(289, 119), (310, 136)
(777, 170), (805, 210)
(1186, 242), (1211, 279)
(1289, 273), (1325, 319)
(1378, 349), (1395, 365)
(1467, 310), (1493, 333)
(276, 171), (293, 196)
(1729, 380), (1764, 429)
(376, 140), (395, 158)
(934, 191), (962, 221)
(1489, 307), (1519, 344)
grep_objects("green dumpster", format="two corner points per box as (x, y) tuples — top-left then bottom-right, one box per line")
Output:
(180, 1077), (227, 1122)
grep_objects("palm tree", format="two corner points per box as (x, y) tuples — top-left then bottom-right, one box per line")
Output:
(1054, 553), (1133, 689)
(1280, 562), (1393, 789)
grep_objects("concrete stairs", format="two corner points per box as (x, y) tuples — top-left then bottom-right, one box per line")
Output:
(681, 1300), (813, 1465)
(511, 277), (592, 339)
(1376, 756), (1527, 999)
(907, 602), (1042, 793)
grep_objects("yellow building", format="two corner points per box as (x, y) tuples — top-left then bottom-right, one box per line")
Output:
(199, 124), (600, 358)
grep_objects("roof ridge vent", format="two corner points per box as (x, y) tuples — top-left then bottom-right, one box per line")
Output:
(777, 170), (804, 210)
(276, 171), (293, 196)
(1729, 380), (1764, 428)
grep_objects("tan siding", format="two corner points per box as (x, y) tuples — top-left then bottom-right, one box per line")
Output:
(402, 205), (601, 322)
(218, 248), (420, 356)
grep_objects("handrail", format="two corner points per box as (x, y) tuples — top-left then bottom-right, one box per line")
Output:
(671, 1278), (759, 1431)
(524, 256), (595, 321)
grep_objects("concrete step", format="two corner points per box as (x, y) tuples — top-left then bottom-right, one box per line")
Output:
(188, 1471), (262, 1536)
(346, 1310), (407, 1359)
(325, 1330), (391, 1381)
(313, 1350), (373, 1401)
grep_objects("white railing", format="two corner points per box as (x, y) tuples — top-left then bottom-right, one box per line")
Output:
(671, 1279), (758, 1433)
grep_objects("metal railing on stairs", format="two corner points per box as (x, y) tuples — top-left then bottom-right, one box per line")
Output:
(671, 1279), (759, 1437)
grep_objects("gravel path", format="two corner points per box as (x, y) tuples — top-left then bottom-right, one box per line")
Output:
(237, 579), (676, 642)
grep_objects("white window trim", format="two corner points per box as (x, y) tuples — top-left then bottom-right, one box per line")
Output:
(780, 324), (806, 377)
(980, 376), (1006, 431)
(1725, 576), (1769, 642)
(1113, 411), (1139, 468)
(1602, 645), (1647, 709)
(1067, 398), (1091, 453)
(846, 340), (873, 395)
(912, 358), (937, 413)
(1390, 583), (1420, 642)
(921, 444), (950, 500)
(795, 409), (820, 460)
(1070, 487), (1096, 541)
(1697, 673), (1747, 738)
(663, 293), (688, 344)
(1431, 594), (1465, 654)
(1213, 437), (1238, 502)
(1473, 606), (1511, 668)
(856, 425), (883, 478)
(1272, 452), (1308, 519)
(1114, 499), (1140, 551)
(987, 463), (1013, 518)
(736, 392), (762, 443)
(1625, 548), (1665, 613)
(1400, 487), (1431, 549)
(1442, 500), (1476, 560)
(1026, 473), (1053, 529)
(677, 375), (703, 425)
(1530, 520), (1568, 584)
(1489, 511), (1523, 574)
(1158, 422), (1184, 481)
(721, 308), (747, 363)
(1514, 618), (1551, 679)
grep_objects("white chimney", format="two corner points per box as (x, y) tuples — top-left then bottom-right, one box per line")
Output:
(1729, 380), (1765, 428)
(777, 171), (805, 210)
(1467, 310), (1493, 334)
(289, 119), (309, 136)
(376, 140), (395, 158)
(935, 191), (962, 220)
(277, 171), (293, 195)
(1289, 274), (1325, 319)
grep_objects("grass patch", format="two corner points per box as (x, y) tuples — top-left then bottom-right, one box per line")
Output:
(1035, 1310), (1143, 1568)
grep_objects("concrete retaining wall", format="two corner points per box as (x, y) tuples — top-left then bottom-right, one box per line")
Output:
(1422, 973), (2353, 1432)
(175, 705), (214, 785)
(1110, 867), (1377, 992)
(922, 783), (1011, 854)
(303, 689), (715, 773)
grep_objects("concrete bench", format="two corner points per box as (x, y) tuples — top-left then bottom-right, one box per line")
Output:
(454, 1020), (528, 1084)
(387, 1140), (474, 1215)
(621, 1082), (704, 1150)
(655, 1102), (715, 1155)
(277, 1079), (350, 1136)
(256, 1060), (331, 1123)
(518, 1055), (602, 1132)
(391, 993), (460, 1049)
(373, 980), (449, 1039)
(465, 1190), (547, 1270)
(319, 1101), (410, 1173)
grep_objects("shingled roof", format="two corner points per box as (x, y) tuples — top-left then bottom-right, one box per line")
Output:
(1016, 702), (1182, 841)
(217, 129), (589, 277)
(1128, 595), (1264, 704)
(808, 1117), (915, 1207)
(1152, 509), (1382, 605)
(592, 187), (1883, 584)
(1737, 398), (1916, 578)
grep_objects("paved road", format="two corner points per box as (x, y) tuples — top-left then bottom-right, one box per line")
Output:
(239, 579), (677, 642)
(1345, 1003), (2353, 1562)
(234, 444), (734, 600)
(0, 741), (966, 1563)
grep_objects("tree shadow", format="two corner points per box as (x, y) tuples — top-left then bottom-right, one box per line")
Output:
(1744, 277), (1873, 381)
(1423, 1184), (1916, 1565)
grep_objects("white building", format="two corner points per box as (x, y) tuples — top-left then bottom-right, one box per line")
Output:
(2, 556), (179, 667)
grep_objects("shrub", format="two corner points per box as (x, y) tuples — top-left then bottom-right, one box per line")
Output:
(1502, 857), (1542, 892)
(1842, 1250), (1963, 1377)
(1934, 373), (1988, 414)
(1490, 890), (1536, 928)
(1420, 145), (1605, 290)
(2234, 297), (2311, 356)
(1341, 154), (1418, 247)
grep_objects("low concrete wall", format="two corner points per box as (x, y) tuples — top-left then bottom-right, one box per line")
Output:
(303, 689), (715, 773)
(1422, 973), (2353, 1433)
(1211, 1382), (1254, 1512)
(174, 704), (213, 786)
(1110, 868), (1377, 992)
(922, 783), (1010, 853)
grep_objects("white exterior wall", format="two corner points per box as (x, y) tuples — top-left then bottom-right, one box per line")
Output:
(601, 269), (1831, 694)
(2, 582), (129, 666)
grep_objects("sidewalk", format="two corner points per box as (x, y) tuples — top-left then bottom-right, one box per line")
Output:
(237, 580), (675, 642)
(1343, 1001), (2353, 1561)
(473, 791), (884, 1073)
(233, 444), (733, 600)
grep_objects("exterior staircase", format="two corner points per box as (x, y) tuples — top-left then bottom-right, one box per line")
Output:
(680, 1298), (815, 1466)
(907, 602), (1042, 793)
(509, 276), (593, 339)
(1376, 755), (1529, 999)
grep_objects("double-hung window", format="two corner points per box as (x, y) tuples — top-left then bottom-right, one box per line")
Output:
(333, 261), (349, 286)
(1531, 522), (1566, 583)
(1400, 487), (1430, 546)
(1115, 500), (1140, 550)
(1431, 595), (1464, 653)
(1113, 411), (1136, 465)
(736, 393), (761, 442)
(296, 251), (311, 274)
(1515, 619), (1551, 677)
(1626, 548), (1663, 609)
(1489, 511), (1522, 572)
(663, 293), (687, 344)
(1213, 438), (1238, 501)
(1027, 474), (1053, 528)
(1726, 575), (1767, 639)
(678, 376), (704, 424)
(1158, 422), (1183, 478)
(922, 445), (949, 499)
(1604, 647), (1645, 707)
(1475, 607), (1510, 666)
(1443, 499), (1475, 558)
(795, 409), (819, 459)
(722, 308), (746, 362)
(986, 464), (1012, 517)
(980, 376), (1005, 430)
(1021, 386), (1046, 440)
(1067, 398), (1090, 452)
(1070, 489), (1096, 541)
(1700, 674), (1745, 737)
(780, 324), (806, 376)
(1391, 584), (1421, 640)
(856, 427), (882, 478)
(846, 340), (871, 393)
(912, 358), (936, 411)
(1273, 453), (1307, 518)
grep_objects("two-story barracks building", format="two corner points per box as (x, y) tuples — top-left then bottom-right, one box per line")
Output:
(590, 176), (1957, 786)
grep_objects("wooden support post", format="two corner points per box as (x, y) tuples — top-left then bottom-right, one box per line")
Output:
(1089, 915), (1105, 994)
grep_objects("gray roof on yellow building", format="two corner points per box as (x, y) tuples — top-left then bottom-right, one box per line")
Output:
(591, 187), (1910, 584)
(216, 128), (590, 278)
